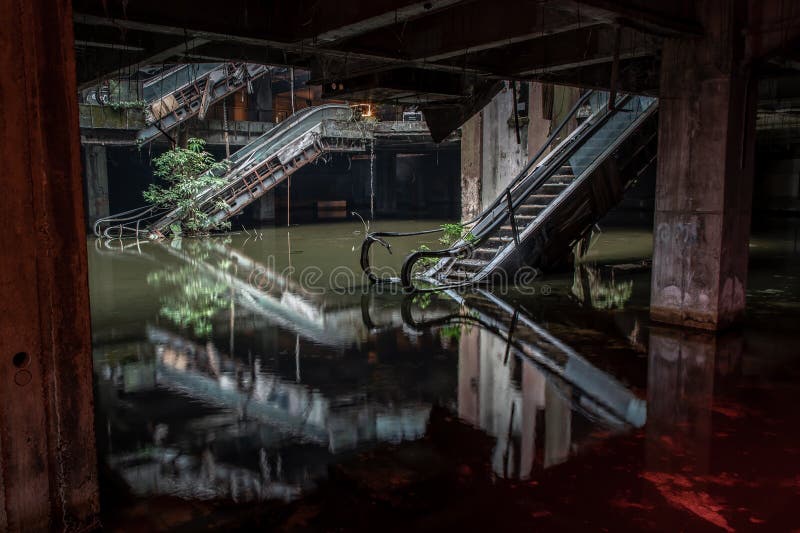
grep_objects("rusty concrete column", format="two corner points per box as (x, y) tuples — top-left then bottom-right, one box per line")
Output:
(650, 1), (756, 330)
(0, 0), (99, 530)
(480, 85), (530, 209)
(460, 112), (483, 221)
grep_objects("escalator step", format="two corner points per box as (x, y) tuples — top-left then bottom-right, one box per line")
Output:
(540, 182), (569, 192)
(445, 271), (474, 281)
(516, 205), (544, 216)
(472, 248), (499, 260)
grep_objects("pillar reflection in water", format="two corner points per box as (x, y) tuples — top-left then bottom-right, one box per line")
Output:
(645, 326), (743, 529)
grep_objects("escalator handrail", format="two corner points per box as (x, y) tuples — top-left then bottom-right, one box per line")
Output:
(398, 93), (644, 291)
(149, 104), (353, 231)
(361, 91), (600, 285)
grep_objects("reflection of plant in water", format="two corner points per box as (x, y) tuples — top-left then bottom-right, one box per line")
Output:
(148, 239), (233, 336)
(412, 291), (433, 309)
(571, 264), (633, 310)
(439, 323), (462, 343)
(148, 268), (228, 336)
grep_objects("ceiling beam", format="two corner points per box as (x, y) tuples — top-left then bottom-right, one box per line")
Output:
(563, 0), (702, 36)
(74, 22), (210, 88)
(311, 0), (464, 44)
(73, 13), (497, 79)
(336, 0), (606, 61)
(522, 56), (660, 94)
(72, 0), (472, 44)
(440, 25), (659, 77)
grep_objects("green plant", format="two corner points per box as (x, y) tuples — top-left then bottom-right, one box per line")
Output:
(439, 223), (465, 246)
(143, 138), (230, 235)
(439, 222), (477, 247)
(108, 100), (147, 111)
(413, 244), (439, 269)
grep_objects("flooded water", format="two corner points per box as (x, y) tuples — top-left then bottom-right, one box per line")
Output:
(89, 220), (800, 531)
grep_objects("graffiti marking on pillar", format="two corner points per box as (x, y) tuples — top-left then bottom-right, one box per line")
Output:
(657, 221), (699, 245)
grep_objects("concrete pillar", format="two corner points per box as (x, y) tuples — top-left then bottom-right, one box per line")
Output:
(460, 113), (482, 221)
(83, 144), (110, 226)
(650, 2), (756, 330)
(0, 0), (99, 530)
(480, 83), (529, 209)
(253, 190), (275, 224)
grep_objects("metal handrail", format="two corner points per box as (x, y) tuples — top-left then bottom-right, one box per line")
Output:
(148, 104), (354, 233)
(361, 91), (599, 286)
(398, 293), (641, 428)
(395, 92), (632, 291)
(361, 91), (597, 284)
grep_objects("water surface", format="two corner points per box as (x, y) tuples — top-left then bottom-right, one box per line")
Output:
(89, 220), (800, 531)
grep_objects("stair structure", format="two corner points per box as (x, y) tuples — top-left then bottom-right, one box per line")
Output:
(362, 91), (659, 291)
(95, 104), (369, 238)
(137, 63), (269, 145)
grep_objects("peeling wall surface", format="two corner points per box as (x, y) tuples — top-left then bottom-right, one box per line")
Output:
(460, 82), (579, 221)
(460, 113), (482, 220)
(480, 84), (529, 210)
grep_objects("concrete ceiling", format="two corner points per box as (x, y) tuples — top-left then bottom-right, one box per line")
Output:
(72, 0), (800, 140)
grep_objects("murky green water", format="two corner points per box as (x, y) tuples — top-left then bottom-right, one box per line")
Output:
(89, 220), (800, 531)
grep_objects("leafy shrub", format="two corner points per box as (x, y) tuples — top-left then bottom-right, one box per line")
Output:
(143, 138), (230, 235)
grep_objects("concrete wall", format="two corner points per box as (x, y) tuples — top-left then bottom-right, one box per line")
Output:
(461, 82), (579, 219)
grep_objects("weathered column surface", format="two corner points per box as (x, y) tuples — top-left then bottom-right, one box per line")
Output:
(460, 112), (482, 221)
(650, 2), (756, 330)
(0, 0), (100, 530)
